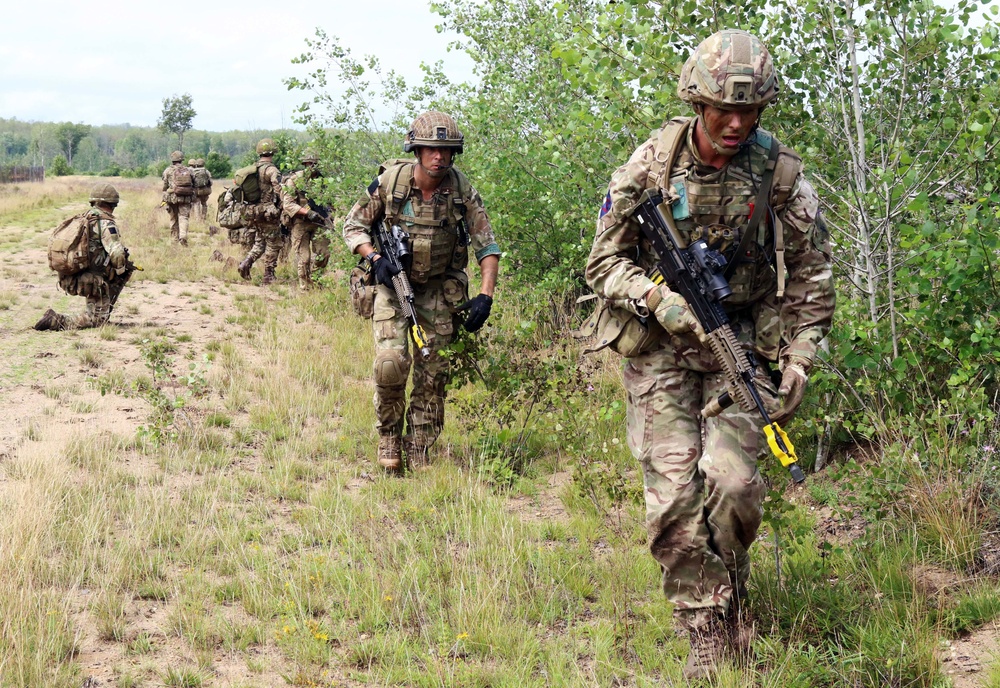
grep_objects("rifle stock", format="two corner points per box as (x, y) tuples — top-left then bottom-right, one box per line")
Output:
(631, 189), (805, 483)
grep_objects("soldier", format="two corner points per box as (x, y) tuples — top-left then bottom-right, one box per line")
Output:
(190, 158), (213, 221)
(584, 30), (834, 678)
(161, 151), (194, 245)
(237, 138), (283, 285)
(343, 111), (500, 471)
(35, 183), (134, 331)
(280, 150), (330, 291)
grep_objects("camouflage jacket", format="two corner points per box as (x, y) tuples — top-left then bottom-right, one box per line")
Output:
(86, 207), (126, 272)
(585, 116), (834, 365)
(342, 163), (500, 266)
(161, 164), (193, 205)
(280, 169), (322, 228)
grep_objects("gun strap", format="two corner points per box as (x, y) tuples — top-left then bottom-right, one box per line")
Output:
(724, 137), (781, 281)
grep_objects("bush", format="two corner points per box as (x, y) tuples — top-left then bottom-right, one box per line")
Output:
(49, 155), (72, 176)
(205, 151), (232, 179)
(150, 160), (169, 178)
(99, 163), (122, 177)
(120, 166), (148, 178)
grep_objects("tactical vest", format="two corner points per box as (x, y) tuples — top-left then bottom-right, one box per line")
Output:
(379, 161), (472, 284)
(86, 209), (111, 270)
(256, 161), (279, 206)
(646, 117), (799, 306)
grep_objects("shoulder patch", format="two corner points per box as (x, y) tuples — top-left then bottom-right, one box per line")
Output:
(367, 178), (380, 195)
(108, 225), (118, 234)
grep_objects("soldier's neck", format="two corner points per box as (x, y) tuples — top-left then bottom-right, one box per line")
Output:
(412, 163), (445, 200)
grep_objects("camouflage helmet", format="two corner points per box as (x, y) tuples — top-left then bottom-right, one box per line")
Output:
(170, 150), (184, 163)
(89, 182), (120, 205)
(256, 138), (277, 156)
(300, 149), (319, 164)
(196, 158), (205, 166)
(188, 158), (197, 166)
(678, 30), (779, 109)
(403, 111), (464, 154)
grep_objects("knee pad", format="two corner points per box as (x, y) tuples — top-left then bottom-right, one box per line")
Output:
(373, 350), (410, 387)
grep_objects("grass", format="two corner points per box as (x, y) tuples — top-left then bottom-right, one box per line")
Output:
(0, 177), (999, 686)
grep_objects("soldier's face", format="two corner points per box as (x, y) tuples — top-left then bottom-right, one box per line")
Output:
(417, 146), (453, 178)
(701, 104), (760, 154)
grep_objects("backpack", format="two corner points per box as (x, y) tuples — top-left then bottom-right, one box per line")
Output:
(233, 162), (270, 204)
(48, 214), (91, 277)
(172, 166), (194, 196)
(192, 167), (211, 189)
(216, 187), (244, 230)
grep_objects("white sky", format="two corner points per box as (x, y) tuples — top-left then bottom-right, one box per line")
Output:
(0, 0), (475, 132)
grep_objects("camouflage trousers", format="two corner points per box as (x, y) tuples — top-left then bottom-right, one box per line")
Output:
(166, 201), (191, 241)
(244, 223), (282, 269)
(623, 337), (769, 619)
(53, 294), (112, 330)
(289, 220), (332, 288)
(371, 273), (468, 448)
(194, 193), (209, 221)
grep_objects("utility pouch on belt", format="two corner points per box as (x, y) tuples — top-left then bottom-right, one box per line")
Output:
(575, 297), (662, 358)
(349, 263), (376, 319)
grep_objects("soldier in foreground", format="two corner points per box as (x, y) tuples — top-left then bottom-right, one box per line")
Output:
(343, 111), (500, 471)
(584, 31), (834, 677)
(237, 138), (283, 285)
(191, 158), (212, 221)
(35, 183), (134, 331)
(280, 150), (330, 291)
(161, 151), (194, 245)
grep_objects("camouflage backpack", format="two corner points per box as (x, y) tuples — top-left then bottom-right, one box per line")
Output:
(216, 187), (244, 230)
(171, 166), (194, 196)
(232, 161), (277, 204)
(192, 167), (211, 189)
(48, 214), (92, 277)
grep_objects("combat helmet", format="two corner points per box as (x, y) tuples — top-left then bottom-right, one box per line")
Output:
(170, 150), (184, 163)
(256, 138), (277, 156)
(89, 182), (120, 206)
(196, 158), (205, 166)
(403, 111), (464, 154)
(678, 30), (779, 109)
(188, 158), (197, 166)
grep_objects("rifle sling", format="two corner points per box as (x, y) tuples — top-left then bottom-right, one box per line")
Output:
(723, 137), (780, 281)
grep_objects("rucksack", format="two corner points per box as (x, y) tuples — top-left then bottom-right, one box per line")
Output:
(172, 166), (194, 196)
(48, 214), (91, 277)
(216, 187), (244, 230)
(233, 162), (272, 204)
(192, 167), (211, 189)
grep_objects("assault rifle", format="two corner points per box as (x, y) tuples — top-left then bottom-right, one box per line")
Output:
(631, 189), (805, 483)
(373, 221), (431, 359)
(307, 198), (332, 225)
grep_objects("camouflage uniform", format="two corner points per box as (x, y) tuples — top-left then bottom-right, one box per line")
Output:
(162, 161), (193, 243)
(191, 159), (212, 221)
(343, 160), (499, 461)
(280, 169), (330, 290)
(239, 160), (283, 282)
(37, 206), (130, 331)
(585, 32), (835, 643)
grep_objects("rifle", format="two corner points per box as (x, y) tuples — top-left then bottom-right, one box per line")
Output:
(631, 188), (805, 483)
(108, 248), (143, 311)
(372, 221), (431, 359)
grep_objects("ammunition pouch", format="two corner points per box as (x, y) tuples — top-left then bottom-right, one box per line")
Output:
(350, 263), (376, 319)
(576, 297), (662, 358)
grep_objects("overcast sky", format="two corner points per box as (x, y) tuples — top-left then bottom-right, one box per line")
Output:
(0, 0), (476, 132)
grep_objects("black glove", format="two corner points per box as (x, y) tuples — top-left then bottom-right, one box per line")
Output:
(306, 209), (323, 224)
(368, 253), (400, 286)
(456, 294), (493, 332)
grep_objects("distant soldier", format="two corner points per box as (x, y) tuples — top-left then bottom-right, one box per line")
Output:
(35, 183), (134, 331)
(161, 151), (194, 245)
(237, 139), (283, 285)
(280, 150), (331, 291)
(190, 158), (213, 221)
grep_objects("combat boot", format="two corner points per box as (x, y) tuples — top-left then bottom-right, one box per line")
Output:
(33, 308), (67, 332)
(403, 436), (430, 469)
(683, 620), (728, 679)
(378, 435), (402, 472)
(179, 237), (188, 247)
(238, 258), (253, 281)
(262, 267), (276, 285)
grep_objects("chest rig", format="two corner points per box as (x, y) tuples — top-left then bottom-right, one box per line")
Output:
(380, 161), (471, 284)
(646, 118), (788, 307)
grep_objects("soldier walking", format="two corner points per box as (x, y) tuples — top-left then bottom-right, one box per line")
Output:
(190, 158), (212, 221)
(35, 183), (134, 331)
(584, 31), (834, 678)
(280, 150), (329, 291)
(343, 112), (500, 471)
(162, 151), (194, 245)
(237, 138), (283, 285)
